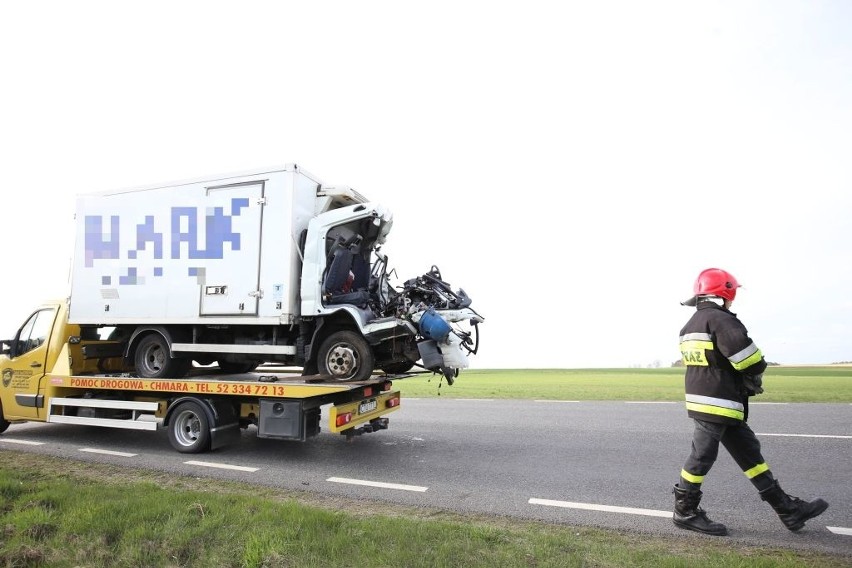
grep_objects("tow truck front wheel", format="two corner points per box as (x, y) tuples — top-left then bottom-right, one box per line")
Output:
(317, 331), (375, 382)
(168, 400), (211, 453)
(0, 400), (9, 434)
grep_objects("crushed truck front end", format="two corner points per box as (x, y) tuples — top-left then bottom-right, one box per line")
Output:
(303, 201), (485, 383)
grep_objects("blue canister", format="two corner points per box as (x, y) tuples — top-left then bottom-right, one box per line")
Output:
(418, 309), (451, 342)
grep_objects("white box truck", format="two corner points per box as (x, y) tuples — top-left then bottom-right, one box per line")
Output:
(68, 164), (483, 382)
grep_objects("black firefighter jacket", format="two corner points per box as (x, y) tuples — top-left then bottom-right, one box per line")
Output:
(678, 302), (768, 424)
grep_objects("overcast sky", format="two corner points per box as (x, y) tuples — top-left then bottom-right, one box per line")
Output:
(1, 1), (850, 369)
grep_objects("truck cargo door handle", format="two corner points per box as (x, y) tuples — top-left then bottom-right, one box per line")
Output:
(30, 362), (42, 368)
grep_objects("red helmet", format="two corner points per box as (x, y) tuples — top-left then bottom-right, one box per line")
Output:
(682, 268), (740, 306)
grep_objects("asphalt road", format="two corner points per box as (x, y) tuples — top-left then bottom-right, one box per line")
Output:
(2, 399), (850, 557)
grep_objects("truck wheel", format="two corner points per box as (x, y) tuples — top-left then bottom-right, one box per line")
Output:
(0, 400), (9, 434)
(168, 400), (211, 453)
(317, 331), (375, 382)
(135, 334), (189, 378)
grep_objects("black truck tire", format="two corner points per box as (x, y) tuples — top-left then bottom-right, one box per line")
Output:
(167, 400), (211, 453)
(317, 330), (375, 382)
(134, 334), (189, 379)
(0, 400), (9, 434)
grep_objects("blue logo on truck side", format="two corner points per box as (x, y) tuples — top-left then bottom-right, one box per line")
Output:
(84, 198), (249, 284)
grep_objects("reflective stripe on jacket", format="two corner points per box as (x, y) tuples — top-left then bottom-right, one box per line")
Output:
(679, 302), (767, 424)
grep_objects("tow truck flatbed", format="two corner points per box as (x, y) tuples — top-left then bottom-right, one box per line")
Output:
(3, 337), (404, 453)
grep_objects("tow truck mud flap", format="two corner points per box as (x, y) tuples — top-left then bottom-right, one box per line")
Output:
(258, 399), (320, 442)
(207, 398), (241, 450)
(329, 390), (401, 435)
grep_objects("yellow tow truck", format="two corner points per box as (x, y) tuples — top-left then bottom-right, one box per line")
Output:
(0, 300), (401, 453)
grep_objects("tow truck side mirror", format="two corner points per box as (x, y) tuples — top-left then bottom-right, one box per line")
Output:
(0, 340), (11, 357)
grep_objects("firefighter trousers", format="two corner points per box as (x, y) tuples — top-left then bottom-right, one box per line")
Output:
(679, 418), (775, 492)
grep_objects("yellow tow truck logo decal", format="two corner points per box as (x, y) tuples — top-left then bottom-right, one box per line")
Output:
(1, 368), (33, 388)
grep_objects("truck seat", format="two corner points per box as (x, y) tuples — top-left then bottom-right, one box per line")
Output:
(323, 242), (369, 307)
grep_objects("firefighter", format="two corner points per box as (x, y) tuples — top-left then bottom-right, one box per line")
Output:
(674, 268), (828, 536)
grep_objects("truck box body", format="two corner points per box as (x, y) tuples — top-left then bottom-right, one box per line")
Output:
(70, 165), (361, 326)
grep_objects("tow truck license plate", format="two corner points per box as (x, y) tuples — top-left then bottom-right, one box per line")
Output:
(359, 399), (378, 414)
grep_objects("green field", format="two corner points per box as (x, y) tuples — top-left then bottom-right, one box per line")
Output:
(1, 452), (848, 568)
(396, 366), (852, 403)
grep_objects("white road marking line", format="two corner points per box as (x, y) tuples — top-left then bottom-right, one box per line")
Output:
(535, 400), (581, 403)
(184, 460), (259, 473)
(327, 477), (428, 492)
(751, 402), (789, 405)
(80, 448), (137, 457)
(757, 433), (852, 440)
(624, 401), (677, 404)
(452, 398), (494, 402)
(0, 438), (44, 446)
(827, 526), (852, 536)
(529, 498), (671, 518)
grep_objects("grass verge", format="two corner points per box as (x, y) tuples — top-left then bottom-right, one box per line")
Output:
(396, 367), (852, 402)
(0, 451), (848, 568)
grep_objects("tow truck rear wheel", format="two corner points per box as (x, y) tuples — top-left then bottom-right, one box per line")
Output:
(317, 330), (375, 382)
(168, 400), (211, 453)
(135, 334), (190, 379)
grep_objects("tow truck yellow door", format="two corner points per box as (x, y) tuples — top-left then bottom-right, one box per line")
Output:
(0, 306), (58, 420)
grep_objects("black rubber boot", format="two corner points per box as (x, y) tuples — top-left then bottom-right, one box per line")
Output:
(759, 480), (829, 531)
(672, 485), (728, 536)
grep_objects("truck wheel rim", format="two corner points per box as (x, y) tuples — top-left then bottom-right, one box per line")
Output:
(141, 344), (167, 374)
(325, 343), (359, 380)
(173, 409), (201, 447)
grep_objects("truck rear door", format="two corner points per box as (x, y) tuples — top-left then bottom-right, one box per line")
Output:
(0, 306), (58, 419)
(199, 181), (265, 316)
